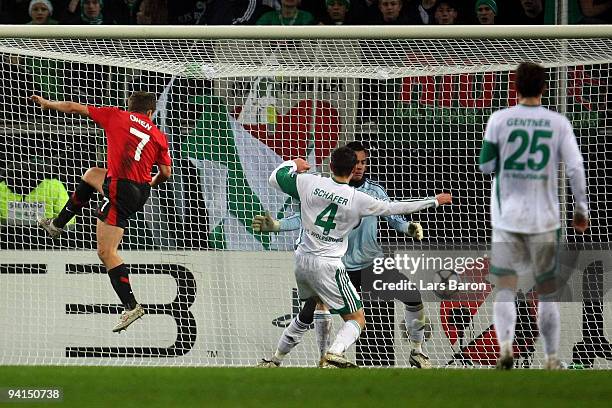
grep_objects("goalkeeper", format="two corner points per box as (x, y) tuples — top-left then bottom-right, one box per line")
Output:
(253, 141), (431, 368)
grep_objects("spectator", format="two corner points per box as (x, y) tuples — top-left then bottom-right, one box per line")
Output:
(136, 0), (168, 24)
(65, 0), (116, 24)
(372, 0), (408, 24)
(475, 0), (496, 24)
(404, 0), (437, 25)
(434, 0), (458, 24)
(516, 0), (544, 24)
(256, 0), (314, 25)
(319, 0), (351, 25)
(579, 0), (612, 23)
(27, 0), (58, 24)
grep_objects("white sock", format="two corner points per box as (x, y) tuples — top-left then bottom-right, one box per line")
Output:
(328, 320), (361, 355)
(405, 304), (425, 353)
(274, 316), (310, 362)
(538, 301), (560, 357)
(314, 310), (332, 359)
(494, 289), (516, 354)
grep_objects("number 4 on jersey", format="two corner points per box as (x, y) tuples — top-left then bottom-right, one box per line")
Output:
(130, 127), (151, 161)
(315, 203), (338, 236)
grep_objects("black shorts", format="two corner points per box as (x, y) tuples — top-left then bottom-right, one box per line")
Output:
(97, 178), (151, 229)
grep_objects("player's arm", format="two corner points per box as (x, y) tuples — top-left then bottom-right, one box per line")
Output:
(268, 158), (311, 200)
(150, 164), (171, 188)
(357, 191), (451, 218)
(479, 115), (499, 174)
(560, 120), (589, 233)
(376, 185), (425, 240)
(252, 212), (302, 233)
(31, 95), (90, 117)
(151, 142), (172, 188)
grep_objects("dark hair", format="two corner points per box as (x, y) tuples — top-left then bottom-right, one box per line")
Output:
(128, 91), (157, 114)
(436, 0), (457, 10)
(330, 146), (357, 177)
(345, 141), (367, 153)
(515, 62), (547, 97)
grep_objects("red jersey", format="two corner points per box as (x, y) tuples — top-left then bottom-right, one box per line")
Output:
(88, 106), (172, 184)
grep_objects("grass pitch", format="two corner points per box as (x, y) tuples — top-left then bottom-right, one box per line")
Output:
(1, 366), (611, 408)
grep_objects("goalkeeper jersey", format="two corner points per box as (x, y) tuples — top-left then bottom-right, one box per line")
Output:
(479, 104), (588, 234)
(269, 160), (438, 259)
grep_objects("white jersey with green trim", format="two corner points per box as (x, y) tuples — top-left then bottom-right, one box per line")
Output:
(479, 104), (588, 234)
(269, 160), (438, 258)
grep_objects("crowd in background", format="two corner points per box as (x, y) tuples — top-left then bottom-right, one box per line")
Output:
(0, 0), (611, 26)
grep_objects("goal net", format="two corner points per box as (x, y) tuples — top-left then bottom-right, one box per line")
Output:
(0, 28), (611, 368)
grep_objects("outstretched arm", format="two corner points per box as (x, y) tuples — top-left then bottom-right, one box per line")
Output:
(252, 212), (302, 233)
(31, 95), (90, 117)
(358, 192), (451, 218)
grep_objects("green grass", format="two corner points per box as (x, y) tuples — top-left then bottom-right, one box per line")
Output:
(0, 366), (611, 408)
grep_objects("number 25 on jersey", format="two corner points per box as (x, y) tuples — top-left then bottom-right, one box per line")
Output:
(504, 129), (552, 171)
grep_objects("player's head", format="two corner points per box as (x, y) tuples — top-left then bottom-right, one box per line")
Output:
(330, 146), (357, 179)
(515, 62), (547, 98)
(128, 91), (157, 117)
(345, 141), (367, 181)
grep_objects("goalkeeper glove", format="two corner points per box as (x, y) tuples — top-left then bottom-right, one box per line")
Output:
(252, 213), (280, 233)
(406, 222), (424, 241)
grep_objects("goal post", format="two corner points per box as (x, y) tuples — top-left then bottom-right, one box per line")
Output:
(0, 25), (610, 368)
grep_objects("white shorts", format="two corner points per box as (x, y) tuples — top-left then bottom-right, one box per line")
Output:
(491, 228), (560, 283)
(294, 251), (362, 315)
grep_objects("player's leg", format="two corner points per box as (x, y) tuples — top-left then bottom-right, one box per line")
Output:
(530, 230), (562, 369)
(257, 254), (317, 367)
(97, 178), (149, 332)
(97, 219), (143, 332)
(491, 228), (524, 369)
(354, 266), (395, 366)
(313, 301), (332, 365)
(405, 301), (432, 369)
(375, 265), (430, 368)
(493, 275), (518, 369)
(321, 266), (364, 368)
(257, 297), (317, 367)
(274, 297), (317, 366)
(324, 308), (364, 368)
(39, 167), (106, 237)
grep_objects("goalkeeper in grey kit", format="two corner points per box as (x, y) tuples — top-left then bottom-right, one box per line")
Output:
(253, 141), (432, 368)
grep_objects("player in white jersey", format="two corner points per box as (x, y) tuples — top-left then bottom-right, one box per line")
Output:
(260, 146), (451, 368)
(479, 62), (589, 370)
(255, 141), (431, 368)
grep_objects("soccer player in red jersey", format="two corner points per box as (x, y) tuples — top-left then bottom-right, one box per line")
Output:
(31, 92), (172, 332)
